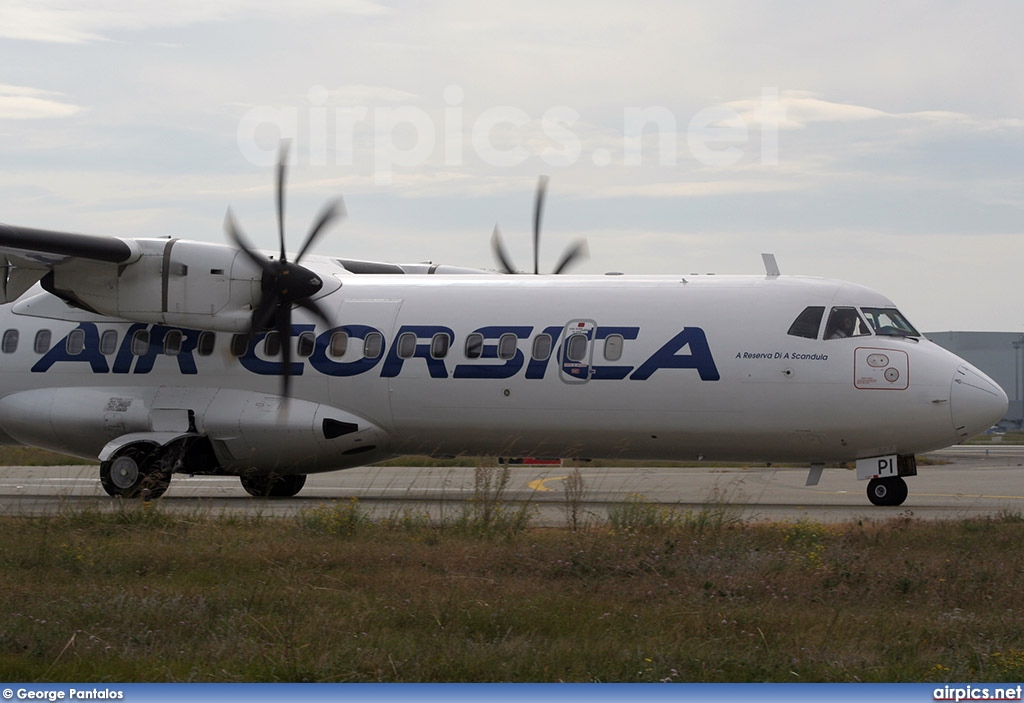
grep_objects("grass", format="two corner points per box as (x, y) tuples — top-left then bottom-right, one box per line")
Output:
(3, 499), (1024, 682)
(1, 443), (1020, 681)
(968, 431), (1024, 445)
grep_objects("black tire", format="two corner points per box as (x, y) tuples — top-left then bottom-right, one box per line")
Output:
(866, 476), (908, 507)
(239, 473), (307, 498)
(99, 446), (171, 500)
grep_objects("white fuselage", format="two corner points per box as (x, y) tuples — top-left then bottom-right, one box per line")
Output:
(0, 263), (1007, 474)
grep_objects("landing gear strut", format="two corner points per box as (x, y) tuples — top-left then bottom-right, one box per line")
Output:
(866, 476), (908, 507)
(99, 446), (171, 500)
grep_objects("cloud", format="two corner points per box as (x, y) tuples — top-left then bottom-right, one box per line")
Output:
(0, 0), (391, 44)
(327, 85), (421, 105)
(727, 90), (1024, 133)
(0, 85), (84, 119)
(594, 179), (799, 199)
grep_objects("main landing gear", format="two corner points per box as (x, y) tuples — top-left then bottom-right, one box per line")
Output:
(239, 473), (307, 498)
(866, 476), (909, 507)
(99, 446), (171, 500)
(99, 442), (308, 499)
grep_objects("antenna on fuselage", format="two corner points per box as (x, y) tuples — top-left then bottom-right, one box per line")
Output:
(762, 253), (781, 277)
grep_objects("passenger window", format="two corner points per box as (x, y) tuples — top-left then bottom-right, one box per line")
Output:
(787, 306), (825, 339)
(465, 333), (484, 359)
(1, 330), (18, 354)
(329, 331), (348, 358)
(34, 330), (51, 354)
(532, 333), (553, 361)
(603, 334), (624, 361)
(131, 330), (150, 356)
(824, 307), (870, 340)
(397, 332), (416, 358)
(297, 331), (315, 357)
(364, 332), (384, 359)
(230, 334), (249, 357)
(497, 333), (518, 360)
(566, 333), (588, 362)
(263, 331), (281, 357)
(100, 330), (118, 355)
(65, 329), (85, 355)
(430, 333), (450, 359)
(197, 331), (215, 356)
(163, 330), (183, 356)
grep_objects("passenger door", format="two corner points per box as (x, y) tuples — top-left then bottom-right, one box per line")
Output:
(559, 319), (595, 384)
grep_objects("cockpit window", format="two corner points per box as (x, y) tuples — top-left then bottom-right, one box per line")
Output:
(860, 307), (919, 338)
(787, 306), (825, 339)
(824, 307), (871, 340)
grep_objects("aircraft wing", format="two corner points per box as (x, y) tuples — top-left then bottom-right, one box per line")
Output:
(0, 222), (269, 332)
(0, 223), (138, 268)
(0, 223), (145, 304)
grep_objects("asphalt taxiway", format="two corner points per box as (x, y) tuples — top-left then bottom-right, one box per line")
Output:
(0, 445), (1022, 523)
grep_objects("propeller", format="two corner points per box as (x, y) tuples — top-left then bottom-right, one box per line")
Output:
(491, 175), (588, 275)
(224, 142), (345, 398)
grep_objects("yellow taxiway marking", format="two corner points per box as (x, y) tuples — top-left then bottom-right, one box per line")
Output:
(528, 476), (569, 492)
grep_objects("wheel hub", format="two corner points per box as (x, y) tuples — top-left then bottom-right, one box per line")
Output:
(109, 456), (140, 489)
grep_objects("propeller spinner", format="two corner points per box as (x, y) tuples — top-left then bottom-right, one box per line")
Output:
(224, 143), (345, 398)
(491, 175), (588, 275)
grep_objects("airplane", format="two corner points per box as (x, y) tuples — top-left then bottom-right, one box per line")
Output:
(0, 150), (1007, 507)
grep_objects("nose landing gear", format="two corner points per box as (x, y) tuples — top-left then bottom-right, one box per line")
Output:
(866, 476), (909, 506)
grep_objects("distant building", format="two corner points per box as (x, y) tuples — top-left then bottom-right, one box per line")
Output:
(927, 331), (1023, 428)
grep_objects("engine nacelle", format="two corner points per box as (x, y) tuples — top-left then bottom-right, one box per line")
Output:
(42, 239), (342, 333)
(125, 239), (264, 332)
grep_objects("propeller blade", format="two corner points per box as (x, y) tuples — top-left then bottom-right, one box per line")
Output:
(250, 294), (280, 335)
(225, 140), (345, 400)
(551, 238), (589, 275)
(295, 197), (345, 263)
(276, 142), (289, 263)
(277, 306), (294, 399)
(490, 225), (517, 274)
(295, 296), (333, 329)
(224, 209), (275, 276)
(532, 175), (548, 275)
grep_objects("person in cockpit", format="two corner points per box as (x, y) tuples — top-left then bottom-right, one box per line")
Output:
(827, 309), (858, 339)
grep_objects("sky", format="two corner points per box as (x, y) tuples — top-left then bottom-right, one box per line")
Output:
(1, 0), (1022, 332)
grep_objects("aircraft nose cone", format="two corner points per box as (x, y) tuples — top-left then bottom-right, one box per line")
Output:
(951, 364), (1008, 441)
